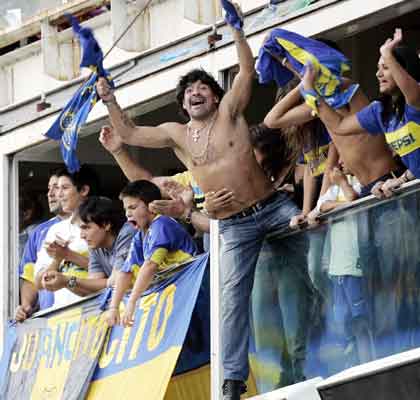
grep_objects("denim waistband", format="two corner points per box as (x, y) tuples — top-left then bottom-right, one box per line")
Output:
(360, 167), (406, 198)
(224, 191), (279, 220)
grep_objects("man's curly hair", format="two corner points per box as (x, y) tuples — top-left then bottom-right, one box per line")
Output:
(176, 69), (225, 119)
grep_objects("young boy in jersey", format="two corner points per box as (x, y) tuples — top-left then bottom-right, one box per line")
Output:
(106, 180), (197, 327)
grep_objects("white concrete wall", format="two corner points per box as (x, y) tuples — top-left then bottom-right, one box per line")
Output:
(0, 0), (218, 106)
(0, 0), (306, 107)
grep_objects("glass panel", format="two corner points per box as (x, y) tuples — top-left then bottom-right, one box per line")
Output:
(219, 185), (420, 396)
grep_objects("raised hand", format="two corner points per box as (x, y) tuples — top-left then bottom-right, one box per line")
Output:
(149, 197), (187, 219)
(96, 77), (115, 103)
(221, 0), (244, 31)
(162, 179), (193, 205)
(301, 62), (317, 91)
(380, 28), (402, 59)
(99, 125), (123, 154)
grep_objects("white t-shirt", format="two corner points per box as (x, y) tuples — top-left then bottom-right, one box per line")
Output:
(35, 216), (88, 308)
(317, 176), (362, 277)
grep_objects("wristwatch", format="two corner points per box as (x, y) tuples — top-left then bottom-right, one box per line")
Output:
(67, 276), (77, 289)
(184, 208), (193, 224)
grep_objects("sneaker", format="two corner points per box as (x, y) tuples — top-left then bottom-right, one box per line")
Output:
(222, 380), (247, 400)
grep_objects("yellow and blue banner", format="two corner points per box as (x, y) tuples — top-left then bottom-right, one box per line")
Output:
(44, 15), (112, 173)
(0, 302), (108, 399)
(257, 29), (359, 111)
(0, 254), (210, 400)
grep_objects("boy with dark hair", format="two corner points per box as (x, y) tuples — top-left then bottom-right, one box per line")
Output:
(42, 197), (136, 296)
(107, 180), (197, 327)
(54, 164), (100, 197)
(15, 168), (71, 321)
(35, 165), (99, 307)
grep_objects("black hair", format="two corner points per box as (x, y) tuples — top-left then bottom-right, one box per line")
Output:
(19, 192), (44, 228)
(275, 80), (326, 161)
(48, 166), (65, 179)
(380, 44), (420, 123)
(56, 164), (100, 196)
(249, 123), (296, 182)
(176, 69), (225, 119)
(78, 196), (125, 235)
(119, 180), (162, 205)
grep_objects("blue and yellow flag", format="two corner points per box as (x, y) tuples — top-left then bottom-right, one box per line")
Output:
(221, 0), (243, 31)
(256, 28), (359, 110)
(0, 254), (210, 400)
(44, 15), (112, 173)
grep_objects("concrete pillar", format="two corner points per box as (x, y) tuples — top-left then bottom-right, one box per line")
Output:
(184, 0), (222, 25)
(0, 154), (10, 357)
(41, 18), (81, 81)
(0, 66), (12, 108)
(111, 0), (151, 52)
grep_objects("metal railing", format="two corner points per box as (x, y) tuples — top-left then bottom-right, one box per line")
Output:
(212, 179), (420, 396)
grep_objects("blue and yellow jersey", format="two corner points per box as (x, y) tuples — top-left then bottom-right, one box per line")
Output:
(19, 217), (60, 282)
(122, 216), (197, 279)
(19, 216), (60, 310)
(357, 101), (420, 178)
(298, 127), (332, 177)
(171, 171), (205, 210)
(121, 232), (145, 280)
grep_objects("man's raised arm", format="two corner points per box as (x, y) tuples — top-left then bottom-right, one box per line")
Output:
(96, 78), (176, 149)
(220, 2), (255, 117)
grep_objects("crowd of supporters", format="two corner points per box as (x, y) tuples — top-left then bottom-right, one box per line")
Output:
(14, 3), (420, 398)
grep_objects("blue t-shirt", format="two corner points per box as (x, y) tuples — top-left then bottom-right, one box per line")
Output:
(122, 216), (197, 278)
(298, 126), (332, 177)
(19, 216), (60, 309)
(357, 101), (420, 178)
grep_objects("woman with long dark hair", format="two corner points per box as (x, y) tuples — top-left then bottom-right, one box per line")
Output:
(301, 29), (420, 198)
(264, 83), (337, 226)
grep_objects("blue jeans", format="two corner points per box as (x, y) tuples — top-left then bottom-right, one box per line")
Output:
(357, 201), (402, 357)
(219, 191), (307, 381)
(330, 275), (374, 364)
(252, 238), (312, 390)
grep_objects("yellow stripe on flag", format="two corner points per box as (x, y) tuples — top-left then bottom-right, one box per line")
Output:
(87, 346), (182, 400)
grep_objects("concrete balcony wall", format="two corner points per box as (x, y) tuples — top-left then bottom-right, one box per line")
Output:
(0, 0), (310, 107)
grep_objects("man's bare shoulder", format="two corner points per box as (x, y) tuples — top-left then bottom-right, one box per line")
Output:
(154, 121), (188, 150)
(157, 121), (185, 135)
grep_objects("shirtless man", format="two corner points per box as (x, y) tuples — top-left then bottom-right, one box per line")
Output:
(264, 74), (400, 198)
(96, 8), (306, 399)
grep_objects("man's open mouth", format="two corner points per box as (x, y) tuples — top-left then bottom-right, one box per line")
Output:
(191, 98), (205, 106)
